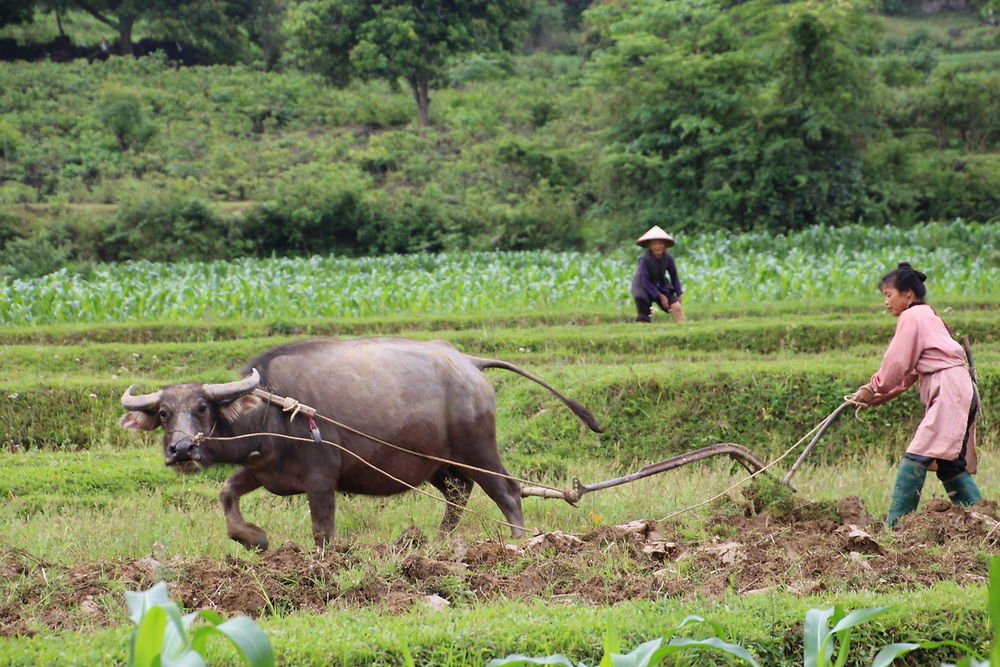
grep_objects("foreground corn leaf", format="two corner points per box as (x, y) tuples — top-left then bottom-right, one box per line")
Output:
(609, 636), (759, 667)
(871, 641), (983, 667)
(126, 583), (273, 667)
(189, 616), (274, 666)
(804, 606), (838, 667)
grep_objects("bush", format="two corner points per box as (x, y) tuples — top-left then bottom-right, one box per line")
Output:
(103, 186), (241, 262)
(0, 232), (70, 279)
(908, 153), (1000, 222)
(913, 66), (1000, 151)
(95, 84), (157, 153)
(358, 185), (468, 254)
(0, 117), (23, 161)
(0, 181), (36, 204)
(240, 163), (374, 256)
(472, 182), (585, 251)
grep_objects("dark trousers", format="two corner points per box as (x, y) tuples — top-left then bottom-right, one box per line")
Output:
(634, 295), (677, 322)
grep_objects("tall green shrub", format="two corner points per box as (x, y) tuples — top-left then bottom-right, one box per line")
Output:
(240, 164), (374, 256)
(104, 186), (239, 262)
(95, 84), (157, 153)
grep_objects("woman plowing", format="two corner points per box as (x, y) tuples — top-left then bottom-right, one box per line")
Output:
(851, 262), (982, 527)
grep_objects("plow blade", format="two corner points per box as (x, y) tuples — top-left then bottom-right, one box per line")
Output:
(520, 442), (766, 505)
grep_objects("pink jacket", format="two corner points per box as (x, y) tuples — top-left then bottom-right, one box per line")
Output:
(866, 304), (976, 467)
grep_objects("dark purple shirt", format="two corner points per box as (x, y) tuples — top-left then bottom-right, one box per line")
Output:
(630, 249), (683, 301)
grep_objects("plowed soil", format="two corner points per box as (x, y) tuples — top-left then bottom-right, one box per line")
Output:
(2, 496), (998, 637)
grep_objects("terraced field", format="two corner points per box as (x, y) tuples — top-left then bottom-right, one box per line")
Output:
(1, 287), (998, 664)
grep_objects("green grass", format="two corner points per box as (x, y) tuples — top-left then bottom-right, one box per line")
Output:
(0, 584), (988, 666)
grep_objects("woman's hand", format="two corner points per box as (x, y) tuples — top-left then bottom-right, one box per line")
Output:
(657, 294), (670, 308)
(850, 385), (875, 406)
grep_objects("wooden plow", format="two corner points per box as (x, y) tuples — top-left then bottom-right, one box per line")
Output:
(519, 443), (767, 506)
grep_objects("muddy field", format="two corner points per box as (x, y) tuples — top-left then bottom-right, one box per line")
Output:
(2, 495), (998, 638)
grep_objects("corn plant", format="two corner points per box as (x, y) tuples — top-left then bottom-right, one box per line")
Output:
(485, 616), (759, 666)
(869, 556), (999, 667)
(2, 221), (998, 325)
(126, 581), (274, 667)
(803, 605), (895, 667)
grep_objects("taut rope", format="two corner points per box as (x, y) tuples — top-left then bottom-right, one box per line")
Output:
(202, 388), (858, 532)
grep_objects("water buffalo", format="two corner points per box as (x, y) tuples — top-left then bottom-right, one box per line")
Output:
(120, 337), (602, 550)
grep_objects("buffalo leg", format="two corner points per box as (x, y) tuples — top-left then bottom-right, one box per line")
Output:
(305, 487), (336, 546)
(430, 467), (474, 534)
(220, 469), (269, 551)
(464, 462), (525, 537)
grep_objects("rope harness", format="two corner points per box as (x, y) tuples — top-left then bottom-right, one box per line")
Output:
(191, 388), (858, 534)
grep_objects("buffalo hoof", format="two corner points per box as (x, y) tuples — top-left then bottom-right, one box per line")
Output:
(230, 524), (269, 551)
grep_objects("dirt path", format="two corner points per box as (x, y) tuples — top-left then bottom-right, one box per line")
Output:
(2, 496), (998, 637)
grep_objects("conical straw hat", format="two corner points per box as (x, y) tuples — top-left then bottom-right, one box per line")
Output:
(636, 225), (675, 248)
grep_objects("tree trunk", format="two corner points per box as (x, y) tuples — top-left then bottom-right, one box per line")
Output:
(119, 15), (135, 56)
(408, 73), (431, 131)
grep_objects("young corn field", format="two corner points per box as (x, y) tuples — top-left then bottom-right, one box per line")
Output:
(2, 221), (997, 325)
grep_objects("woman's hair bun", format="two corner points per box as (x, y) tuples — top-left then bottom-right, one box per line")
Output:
(897, 262), (926, 282)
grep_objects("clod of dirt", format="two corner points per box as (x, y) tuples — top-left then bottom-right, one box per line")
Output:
(699, 539), (745, 565)
(402, 555), (463, 580)
(516, 531), (586, 553)
(420, 594), (451, 611)
(836, 524), (884, 555)
(838, 496), (873, 527)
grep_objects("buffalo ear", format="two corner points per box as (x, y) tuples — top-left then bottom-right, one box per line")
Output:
(219, 394), (263, 423)
(120, 411), (158, 431)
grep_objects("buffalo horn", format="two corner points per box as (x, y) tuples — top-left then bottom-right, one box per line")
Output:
(203, 368), (261, 402)
(121, 385), (163, 412)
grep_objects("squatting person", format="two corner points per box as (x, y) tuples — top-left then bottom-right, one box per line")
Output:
(630, 225), (685, 323)
(851, 262), (982, 527)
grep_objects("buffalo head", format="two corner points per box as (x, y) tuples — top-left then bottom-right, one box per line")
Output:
(120, 369), (262, 470)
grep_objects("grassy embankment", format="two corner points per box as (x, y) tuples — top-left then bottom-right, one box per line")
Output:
(1, 298), (997, 664)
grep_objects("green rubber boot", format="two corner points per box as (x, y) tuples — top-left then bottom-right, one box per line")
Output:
(886, 459), (928, 528)
(942, 472), (982, 507)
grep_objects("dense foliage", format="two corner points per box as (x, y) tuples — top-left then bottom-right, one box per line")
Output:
(1, 2), (999, 265)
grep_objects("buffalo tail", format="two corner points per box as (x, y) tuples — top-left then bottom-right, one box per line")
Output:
(468, 357), (604, 433)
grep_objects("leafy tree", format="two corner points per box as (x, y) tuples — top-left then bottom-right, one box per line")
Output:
(586, 0), (882, 234)
(67, 0), (155, 54)
(95, 84), (156, 152)
(285, 0), (531, 128)
(66, 0), (261, 59)
(147, 0), (273, 64)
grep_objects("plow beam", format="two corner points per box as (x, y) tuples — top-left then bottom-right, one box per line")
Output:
(520, 442), (767, 505)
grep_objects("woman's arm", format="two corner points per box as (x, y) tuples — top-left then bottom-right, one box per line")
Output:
(865, 311), (922, 403)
